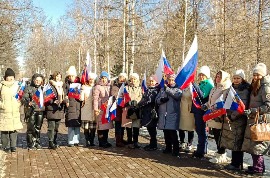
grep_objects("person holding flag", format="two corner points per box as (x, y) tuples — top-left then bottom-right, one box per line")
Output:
(0, 68), (23, 152)
(191, 66), (214, 158)
(93, 71), (113, 148)
(218, 69), (250, 171)
(138, 75), (160, 151)
(110, 73), (128, 147)
(156, 73), (182, 156)
(64, 66), (82, 147)
(22, 73), (45, 150)
(203, 70), (231, 163)
(80, 72), (97, 147)
(45, 71), (65, 149)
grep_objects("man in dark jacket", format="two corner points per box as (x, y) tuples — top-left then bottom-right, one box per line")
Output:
(22, 73), (45, 150)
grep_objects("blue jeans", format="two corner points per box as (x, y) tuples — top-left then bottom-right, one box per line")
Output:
(68, 127), (80, 144)
(194, 113), (207, 154)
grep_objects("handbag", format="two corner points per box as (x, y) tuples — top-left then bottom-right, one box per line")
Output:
(250, 111), (270, 141)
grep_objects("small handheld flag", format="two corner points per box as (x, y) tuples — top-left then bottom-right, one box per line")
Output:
(43, 84), (56, 104)
(15, 81), (26, 100)
(203, 94), (226, 122)
(68, 83), (81, 100)
(32, 86), (44, 108)
(224, 86), (245, 113)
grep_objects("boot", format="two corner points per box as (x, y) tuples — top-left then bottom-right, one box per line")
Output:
(116, 134), (125, 147)
(53, 133), (59, 148)
(209, 153), (228, 164)
(84, 130), (91, 147)
(89, 129), (96, 146)
(48, 141), (56, 150)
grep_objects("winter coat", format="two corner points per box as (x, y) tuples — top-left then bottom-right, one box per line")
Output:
(80, 84), (95, 122)
(0, 81), (23, 131)
(64, 81), (81, 127)
(124, 82), (142, 128)
(45, 81), (65, 120)
(110, 79), (127, 122)
(179, 86), (195, 131)
(207, 70), (231, 129)
(242, 75), (270, 155)
(93, 81), (113, 130)
(156, 84), (182, 130)
(220, 82), (250, 151)
(138, 86), (159, 127)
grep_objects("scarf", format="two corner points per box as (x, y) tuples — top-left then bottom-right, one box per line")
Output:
(50, 80), (64, 103)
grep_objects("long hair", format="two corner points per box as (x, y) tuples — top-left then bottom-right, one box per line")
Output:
(52, 71), (62, 81)
(251, 79), (261, 96)
(214, 71), (222, 86)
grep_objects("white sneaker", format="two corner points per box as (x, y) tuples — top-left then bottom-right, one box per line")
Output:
(184, 144), (192, 152)
(209, 153), (229, 164)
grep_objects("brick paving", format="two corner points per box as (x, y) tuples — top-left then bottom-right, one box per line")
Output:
(1, 121), (244, 178)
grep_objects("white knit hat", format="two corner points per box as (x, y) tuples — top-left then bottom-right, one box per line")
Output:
(129, 73), (140, 80)
(198, 66), (211, 78)
(118, 73), (128, 79)
(66, 66), (77, 76)
(234, 69), (245, 79)
(88, 73), (97, 79)
(253, 63), (267, 76)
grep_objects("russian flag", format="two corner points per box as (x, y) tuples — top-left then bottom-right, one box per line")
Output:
(162, 50), (174, 75)
(32, 86), (44, 108)
(68, 83), (81, 100)
(108, 101), (117, 121)
(81, 51), (92, 85)
(190, 84), (201, 109)
(117, 83), (131, 107)
(141, 73), (148, 93)
(104, 96), (114, 123)
(100, 102), (108, 124)
(43, 84), (56, 104)
(175, 35), (198, 90)
(224, 86), (245, 114)
(203, 95), (226, 122)
(15, 81), (26, 100)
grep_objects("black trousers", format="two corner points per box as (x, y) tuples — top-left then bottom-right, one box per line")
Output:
(231, 151), (244, 167)
(97, 130), (109, 145)
(26, 112), (44, 147)
(47, 119), (60, 142)
(84, 128), (96, 145)
(212, 128), (225, 154)
(126, 127), (140, 144)
(147, 127), (157, 147)
(163, 130), (179, 154)
(178, 129), (194, 144)
(1, 131), (17, 149)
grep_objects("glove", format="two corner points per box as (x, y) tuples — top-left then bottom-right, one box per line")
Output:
(201, 104), (208, 111)
(160, 97), (169, 103)
(130, 100), (138, 107)
(244, 108), (258, 116)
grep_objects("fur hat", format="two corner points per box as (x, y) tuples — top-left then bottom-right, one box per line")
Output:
(198, 66), (211, 78)
(253, 63), (267, 77)
(118, 73), (128, 79)
(66, 66), (77, 76)
(233, 69), (245, 79)
(4, 68), (15, 79)
(88, 73), (97, 79)
(167, 73), (176, 79)
(100, 71), (110, 79)
(129, 73), (140, 80)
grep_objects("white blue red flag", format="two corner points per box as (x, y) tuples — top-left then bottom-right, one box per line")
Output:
(81, 50), (92, 85)
(117, 83), (131, 107)
(32, 86), (44, 108)
(190, 84), (201, 109)
(175, 35), (198, 90)
(162, 50), (174, 75)
(203, 94), (226, 122)
(15, 81), (26, 100)
(104, 96), (114, 123)
(224, 86), (245, 114)
(141, 72), (148, 93)
(43, 84), (56, 104)
(108, 101), (117, 121)
(68, 83), (81, 100)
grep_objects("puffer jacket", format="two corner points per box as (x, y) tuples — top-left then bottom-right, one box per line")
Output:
(207, 70), (231, 129)
(138, 86), (160, 127)
(242, 74), (270, 155)
(220, 82), (250, 151)
(156, 84), (182, 130)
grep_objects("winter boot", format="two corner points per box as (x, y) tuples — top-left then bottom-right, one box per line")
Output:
(116, 134), (125, 147)
(48, 141), (57, 150)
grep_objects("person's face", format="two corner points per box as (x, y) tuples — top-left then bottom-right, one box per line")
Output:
(198, 73), (207, 82)
(167, 78), (175, 85)
(101, 76), (108, 84)
(215, 73), (222, 84)
(119, 76), (126, 83)
(149, 79), (156, 87)
(88, 78), (94, 85)
(130, 77), (137, 85)
(56, 74), (62, 82)
(233, 76), (243, 85)
(69, 75), (76, 82)
(34, 77), (43, 86)
(253, 73), (263, 82)
(6, 76), (14, 82)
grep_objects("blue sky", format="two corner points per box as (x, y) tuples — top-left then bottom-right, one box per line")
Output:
(32, 0), (73, 23)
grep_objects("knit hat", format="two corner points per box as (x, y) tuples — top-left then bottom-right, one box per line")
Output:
(167, 73), (176, 79)
(149, 75), (157, 82)
(233, 69), (245, 79)
(100, 71), (110, 79)
(88, 73), (97, 79)
(129, 73), (140, 80)
(253, 63), (267, 76)
(66, 66), (77, 76)
(4, 68), (15, 79)
(118, 73), (128, 79)
(198, 66), (211, 78)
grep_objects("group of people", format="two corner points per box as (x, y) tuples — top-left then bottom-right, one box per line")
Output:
(0, 62), (269, 176)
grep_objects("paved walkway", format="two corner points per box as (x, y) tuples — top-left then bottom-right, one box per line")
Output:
(1, 121), (245, 178)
